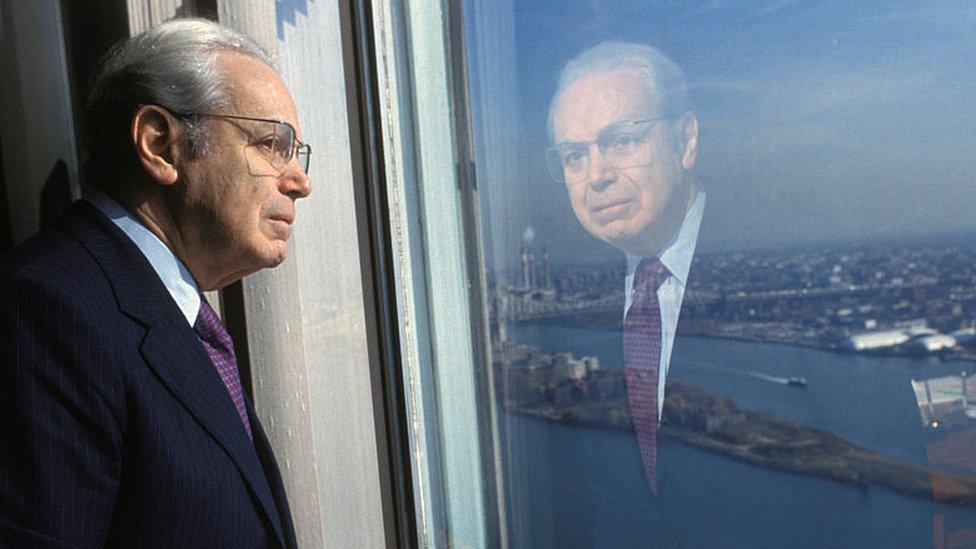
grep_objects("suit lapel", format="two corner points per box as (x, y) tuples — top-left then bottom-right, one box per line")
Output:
(140, 325), (286, 546)
(59, 201), (286, 547)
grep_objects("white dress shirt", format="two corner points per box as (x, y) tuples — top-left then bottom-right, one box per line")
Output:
(624, 191), (705, 416)
(86, 190), (201, 326)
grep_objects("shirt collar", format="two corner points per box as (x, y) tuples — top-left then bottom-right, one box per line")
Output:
(86, 189), (201, 326)
(626, 190), (706, 286)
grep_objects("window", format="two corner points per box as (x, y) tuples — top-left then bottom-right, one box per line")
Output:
(381, 1), (976, 546)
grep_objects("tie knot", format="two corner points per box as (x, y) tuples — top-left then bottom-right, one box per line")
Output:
(634, 258), (670, 295)
(194, 297), (234, 354)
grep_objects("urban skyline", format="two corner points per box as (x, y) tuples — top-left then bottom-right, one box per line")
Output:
(492, 235), (976, 362)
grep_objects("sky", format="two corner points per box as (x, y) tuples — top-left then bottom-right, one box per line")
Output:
(464, 0), (976, 273)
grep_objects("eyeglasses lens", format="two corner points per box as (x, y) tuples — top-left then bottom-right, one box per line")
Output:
(271, 123), (296, 170)
(297, 146), (310, 174)
(271, 122), (310, 174)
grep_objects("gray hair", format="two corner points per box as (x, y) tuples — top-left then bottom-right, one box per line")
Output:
(85, 18), (275, 187)
(547, 41), (690, 140)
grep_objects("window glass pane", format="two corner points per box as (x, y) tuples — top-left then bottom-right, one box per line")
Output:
(460, 2), (976, 547)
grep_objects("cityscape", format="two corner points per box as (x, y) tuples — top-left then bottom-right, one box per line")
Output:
(490, 238), (976, 437)
(491, 239), (976, 361)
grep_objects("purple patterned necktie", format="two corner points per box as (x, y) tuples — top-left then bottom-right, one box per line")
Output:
(624, 258), (670, 494)
(194, 297), (252, 440)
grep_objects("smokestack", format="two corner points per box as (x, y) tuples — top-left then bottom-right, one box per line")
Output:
(521, 226), (538, 290)
(542, 246), (551, 289)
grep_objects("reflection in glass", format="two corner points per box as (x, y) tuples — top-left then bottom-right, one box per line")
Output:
(545, 116), (671, 184)
(461, 1), (976, 547)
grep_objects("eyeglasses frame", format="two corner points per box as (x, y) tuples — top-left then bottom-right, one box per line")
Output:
(154, 104), (312, 175)
(546, 116), (672, 184)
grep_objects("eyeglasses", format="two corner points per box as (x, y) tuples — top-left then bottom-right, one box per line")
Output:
(546, 117), (669, 184)
(170, 108), (311, 174)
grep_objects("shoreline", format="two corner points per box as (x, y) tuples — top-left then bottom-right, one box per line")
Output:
(504, 377), (976, 507)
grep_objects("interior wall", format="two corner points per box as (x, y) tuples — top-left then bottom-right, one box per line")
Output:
(0, 0), (80, 245)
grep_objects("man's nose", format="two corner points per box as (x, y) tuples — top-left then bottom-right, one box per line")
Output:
(586, 144), (615, 190)
(280, 161), (311, 199)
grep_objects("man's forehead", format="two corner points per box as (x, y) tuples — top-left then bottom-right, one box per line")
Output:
(217, 51), (300, 133)
(553, 68), (658, 141)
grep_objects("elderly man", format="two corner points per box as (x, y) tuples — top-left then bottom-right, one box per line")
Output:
(0, 19), (309, 548)
(548, 41), (700, 498)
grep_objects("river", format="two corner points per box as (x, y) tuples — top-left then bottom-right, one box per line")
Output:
(499, 321), (976, 548)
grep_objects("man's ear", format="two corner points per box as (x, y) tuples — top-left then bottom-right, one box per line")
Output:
(131, 105), (184, 186)
(679, 111), (699, 170)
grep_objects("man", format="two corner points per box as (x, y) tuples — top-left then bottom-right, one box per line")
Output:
(0, 18), (310, 548)
(548, 40), (701, 489)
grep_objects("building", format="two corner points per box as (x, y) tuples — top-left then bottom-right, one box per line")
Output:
(841, 330), (910, 351)
(909, 334), (957, 353)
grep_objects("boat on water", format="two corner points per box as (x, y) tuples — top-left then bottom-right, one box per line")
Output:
(787, 377), (808, 388)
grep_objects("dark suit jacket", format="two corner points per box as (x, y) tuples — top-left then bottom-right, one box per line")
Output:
(0, 201), (297, 548)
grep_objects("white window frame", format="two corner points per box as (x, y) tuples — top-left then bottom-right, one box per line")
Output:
(371, 0), (506, 546)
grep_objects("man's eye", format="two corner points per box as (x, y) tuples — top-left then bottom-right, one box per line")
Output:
(273, 139), (293, 159)
(561, 149), (585, 167)
(256, 137), (276, 151)
(605, 133), (642, 151)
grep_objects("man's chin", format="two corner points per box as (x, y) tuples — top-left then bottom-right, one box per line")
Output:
(592, 221), (638, 247)
(266, 247), (288, 268)
(254, 241), (289, 269)
(600, 229), (660, 256)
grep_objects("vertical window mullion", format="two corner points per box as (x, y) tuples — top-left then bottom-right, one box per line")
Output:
(371, 0), (502, 545)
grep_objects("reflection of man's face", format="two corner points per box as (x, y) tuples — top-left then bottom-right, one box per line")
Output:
(552, 68), (698, 256)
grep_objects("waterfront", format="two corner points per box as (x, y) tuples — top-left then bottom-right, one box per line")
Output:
(500, 321), (976, 548)
(495, 240), (976, 363)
